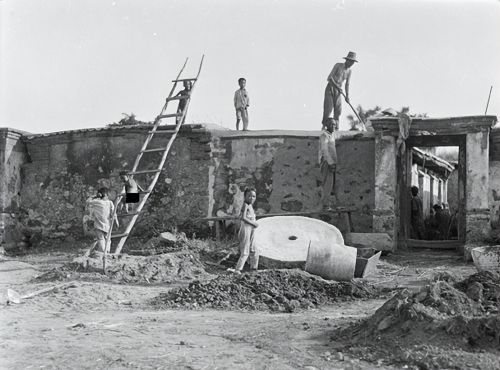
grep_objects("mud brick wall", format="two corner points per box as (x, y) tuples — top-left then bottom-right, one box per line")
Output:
(20, 125), (214, 240)
(211, 131), (376, 234)
(6, 125), (377, 242)
(0, 129), (30, 244)
(489, 128), (500, 229)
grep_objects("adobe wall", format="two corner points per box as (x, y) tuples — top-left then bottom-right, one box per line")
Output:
(4, 125), (376, 243)
(3, 119), (498, 248)
(0, 129), (30, 244)
(489, 128), (500, 230)
(19, 125), (214, 240)
(211, 131), (375, 235)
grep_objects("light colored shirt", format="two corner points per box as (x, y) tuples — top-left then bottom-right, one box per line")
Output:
(123, 178), (139, 193)
(318, 129), (337, 166)
(234, 89), (250, 110)
(239, 202), (256, 222)
(87, 198), (115, 233)
(327, 62), (351, 92)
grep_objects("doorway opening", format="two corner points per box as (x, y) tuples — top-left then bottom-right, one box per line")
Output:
(400, 136), (466, 249)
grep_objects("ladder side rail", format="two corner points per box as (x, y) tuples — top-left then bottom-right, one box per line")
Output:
(129, 122), (160, 174)
(129, 58), (188, 175)
(104, 196), (123, 255)
(114, 127), (179, 254)
(114, 56), (203, 254)
(170, 55), (204, 130)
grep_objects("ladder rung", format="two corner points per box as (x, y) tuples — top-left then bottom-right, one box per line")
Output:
(128, 169), (162, 175)
(157, 113), (183, 119)
(166, 95), (190, 102)
(138, 190), (151, 195)
(172, 78), (197, 82)
(111, 232), (129, 239)
(117, 211), (141, 217)
(141, 147), (168, 153)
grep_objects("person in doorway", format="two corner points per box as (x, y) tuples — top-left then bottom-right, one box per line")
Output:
(322, 51), (358, 130)
(318, 119), (338, 210)
(227, 188), (259, 274)
(119, 171), (144, 213)
(433, 204), (451, 240)
(410, 186), (425, 239)
(234, 77), (250, 131)
(175, 80), (192, 125)
(86, 187), (119, 254)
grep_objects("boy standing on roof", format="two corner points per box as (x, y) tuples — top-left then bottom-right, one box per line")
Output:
(322, 51), (358, 130)
(234, 77), (250, 131)
(119, 171), (144, 214)
(175, 80), (192, 125)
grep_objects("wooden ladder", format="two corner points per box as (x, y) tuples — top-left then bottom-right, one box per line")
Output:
(105, 56), (204, 256)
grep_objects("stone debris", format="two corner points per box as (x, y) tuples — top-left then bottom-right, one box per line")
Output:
(152, 269), (377, 312)
(37, 250), (211, 284)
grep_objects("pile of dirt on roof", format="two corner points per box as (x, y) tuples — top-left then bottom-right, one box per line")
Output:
(332, 271), (500, 370)
(36, 251), (211, 284)
(151, 269), (378, 312)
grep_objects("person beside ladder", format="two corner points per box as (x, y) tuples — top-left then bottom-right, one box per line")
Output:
(119, 171), (144, 214)
(322, 51), (358, 130)
(175, 80), (192, 125)
(318, 119), (338, 210)
(86, 187), (119, 254)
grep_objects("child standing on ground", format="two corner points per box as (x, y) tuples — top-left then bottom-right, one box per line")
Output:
(234, 77), (250, 131)
(228, 188), (259, 274)
(119, 171), (144, 213)
(86, 187), (119, 254)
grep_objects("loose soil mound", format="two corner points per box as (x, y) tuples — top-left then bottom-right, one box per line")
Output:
(333, 271), (500, 369)
(36, 251), (210, 284)
(152, 269), (377, 312)
(123, 233), (186, 256)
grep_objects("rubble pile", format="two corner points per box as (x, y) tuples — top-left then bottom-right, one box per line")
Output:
(90, 252), (210, 283)
(124, 233), (186, 255)
(334, 271), (500, 369)
(152, 269), (377, 312)
(37, 251), (210, 284)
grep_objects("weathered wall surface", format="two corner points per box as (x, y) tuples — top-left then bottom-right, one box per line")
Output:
(489, 128), (500, 229)
(0, 129), (30, 244)
(373, 134), (397, 244)
(10, 126), (375, 242)
(211, 132), (375, 234)
(20, 125), (214, 240)
(465, 130), (491, 242)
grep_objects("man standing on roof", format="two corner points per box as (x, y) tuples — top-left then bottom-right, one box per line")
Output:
(322, 51), (358, 130)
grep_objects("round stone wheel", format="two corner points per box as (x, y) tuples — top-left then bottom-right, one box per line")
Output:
(254, 216), (344, 262)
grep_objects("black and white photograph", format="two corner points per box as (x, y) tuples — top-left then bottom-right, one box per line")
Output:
(1, 0), (500, 368)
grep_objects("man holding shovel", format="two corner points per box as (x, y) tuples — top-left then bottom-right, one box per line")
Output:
(322, 51), (358, 130)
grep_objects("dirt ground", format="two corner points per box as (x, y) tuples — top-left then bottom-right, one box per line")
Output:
(1, 239), (497, 370)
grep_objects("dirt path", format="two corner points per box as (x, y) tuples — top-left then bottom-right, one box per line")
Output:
(0, 243), (487, 369)
(0, 280), (391, 370)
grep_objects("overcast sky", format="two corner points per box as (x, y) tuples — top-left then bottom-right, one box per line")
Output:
(1, 0), (499, 133)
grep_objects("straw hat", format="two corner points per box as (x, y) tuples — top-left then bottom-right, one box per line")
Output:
(344, 51), (358, 62)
